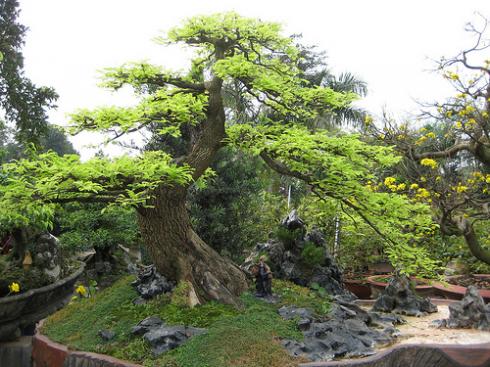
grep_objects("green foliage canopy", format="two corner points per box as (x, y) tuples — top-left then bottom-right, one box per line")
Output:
(0, 151), (192, 231)
(0, 12), (440, 275)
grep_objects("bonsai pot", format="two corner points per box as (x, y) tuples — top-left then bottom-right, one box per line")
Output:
(343, 278), (372, 299)
(433, 274), (490, 303)
(0, 262), (85, 341)
(367, 275), (435, 299)
(367, 261), (394, 274)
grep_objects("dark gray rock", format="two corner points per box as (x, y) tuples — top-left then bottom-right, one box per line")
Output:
(98, 329), (115, 341)
(131, 316), (164, 336)
(131, 316), (206, 355)
(305, 228), (325, 247)
(278, 306), (313, 321)
(132, 297), (147, 305)
(372, 275), (437, 316)
(279, 304), (400, 361)
(143, 325), (207, 356)
(131, 265), (175, 299)
(437, 286), (490, 330)
(32, 233), (61, 280)
(281, 209), (305, 231)
(94, 261), (112, 274)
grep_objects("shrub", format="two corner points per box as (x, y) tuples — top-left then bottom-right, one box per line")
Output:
(301, 242), (325, 267)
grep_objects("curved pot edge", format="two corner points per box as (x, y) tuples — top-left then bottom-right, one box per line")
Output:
(0, 262), (86, 305)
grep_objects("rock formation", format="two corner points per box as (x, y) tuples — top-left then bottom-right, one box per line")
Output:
(437, 285), (490, 330)
(372, 275), (437, 316)
(243, 210), (354, 300)
(280, 302), (403, 361)
(131, 265), (175, 301)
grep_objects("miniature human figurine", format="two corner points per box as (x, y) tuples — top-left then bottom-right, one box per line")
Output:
(254, 255), (272, 297)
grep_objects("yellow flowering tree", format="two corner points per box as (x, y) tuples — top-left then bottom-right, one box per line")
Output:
(365, 17), (490, 266)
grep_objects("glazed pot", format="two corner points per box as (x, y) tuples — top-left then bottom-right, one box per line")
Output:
(433, 274), (490, 303)
(343, 278), (372, 299)
(0, 262), (85, 341)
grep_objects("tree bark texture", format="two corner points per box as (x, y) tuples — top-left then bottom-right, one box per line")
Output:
(137, 186), (248, 307)
(457, 218), (490, 266)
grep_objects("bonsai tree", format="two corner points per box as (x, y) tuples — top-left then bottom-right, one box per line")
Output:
(0, 13), (438, 305)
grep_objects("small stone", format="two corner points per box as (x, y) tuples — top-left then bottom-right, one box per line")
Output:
(98, 329), (115, 341)
(132, 297), (147, 305)
(131, 265), (175, 300)
(131, 316), (163, 336)
(142, 325), (206, 356)
(278, 306), (313, 321)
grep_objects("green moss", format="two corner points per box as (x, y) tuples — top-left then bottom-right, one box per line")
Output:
(273, 279), (331, 316)
(300, 242), (325, 267)
(42, 277), (319, 366)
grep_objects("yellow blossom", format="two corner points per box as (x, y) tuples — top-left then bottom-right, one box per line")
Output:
(446, 72), (459, 80)
(410, 183), (419, 190)
(76, 285), (87, 297)
(396, 183), (406, 191)
(455, 121), (463, 129)
(426, 132), (436, 139)
(467, 118), (477, 126)
(415, 188), (431, 199)
(384, 177), (396, 186)
(454, 184), (468, 193)
(483, 111), (489, 118)
(9, 282), (20, 293)
(364, 115), (373, 125)
(420, 158), (438, 169)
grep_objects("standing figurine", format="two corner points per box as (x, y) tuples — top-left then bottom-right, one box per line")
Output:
(253, 255), (272, 297)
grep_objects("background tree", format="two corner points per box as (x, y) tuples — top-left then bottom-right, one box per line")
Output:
(365, 16), (490, 267)
(0, 0), (57, 144)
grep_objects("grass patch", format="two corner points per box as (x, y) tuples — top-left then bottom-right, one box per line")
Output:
(43, 277), (327, 366)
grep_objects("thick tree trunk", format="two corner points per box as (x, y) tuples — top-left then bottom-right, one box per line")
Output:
(137, 186), (248, 307)
(457, 217), (490, 266)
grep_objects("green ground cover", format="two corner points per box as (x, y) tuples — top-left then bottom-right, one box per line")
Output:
(42, 276), (329, 367)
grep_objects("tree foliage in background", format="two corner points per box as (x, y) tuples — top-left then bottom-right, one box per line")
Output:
(364, 17), (490, 267)
(57, 203), (139, 253)
(0, 0), (57, 144)
(190, 147), (286, 261)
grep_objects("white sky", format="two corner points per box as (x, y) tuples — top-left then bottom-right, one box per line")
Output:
(18, 0), (490, 159)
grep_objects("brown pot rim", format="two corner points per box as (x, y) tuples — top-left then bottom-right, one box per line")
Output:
(433, 275), (490, 299)
(366, 274), (433, 290)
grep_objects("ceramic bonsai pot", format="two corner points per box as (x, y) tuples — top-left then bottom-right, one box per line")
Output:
(0, 262), (85, 341)
(367, 275), (435, 299)
(343, 278), (372, 299)
(433, 274), (490, 303)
